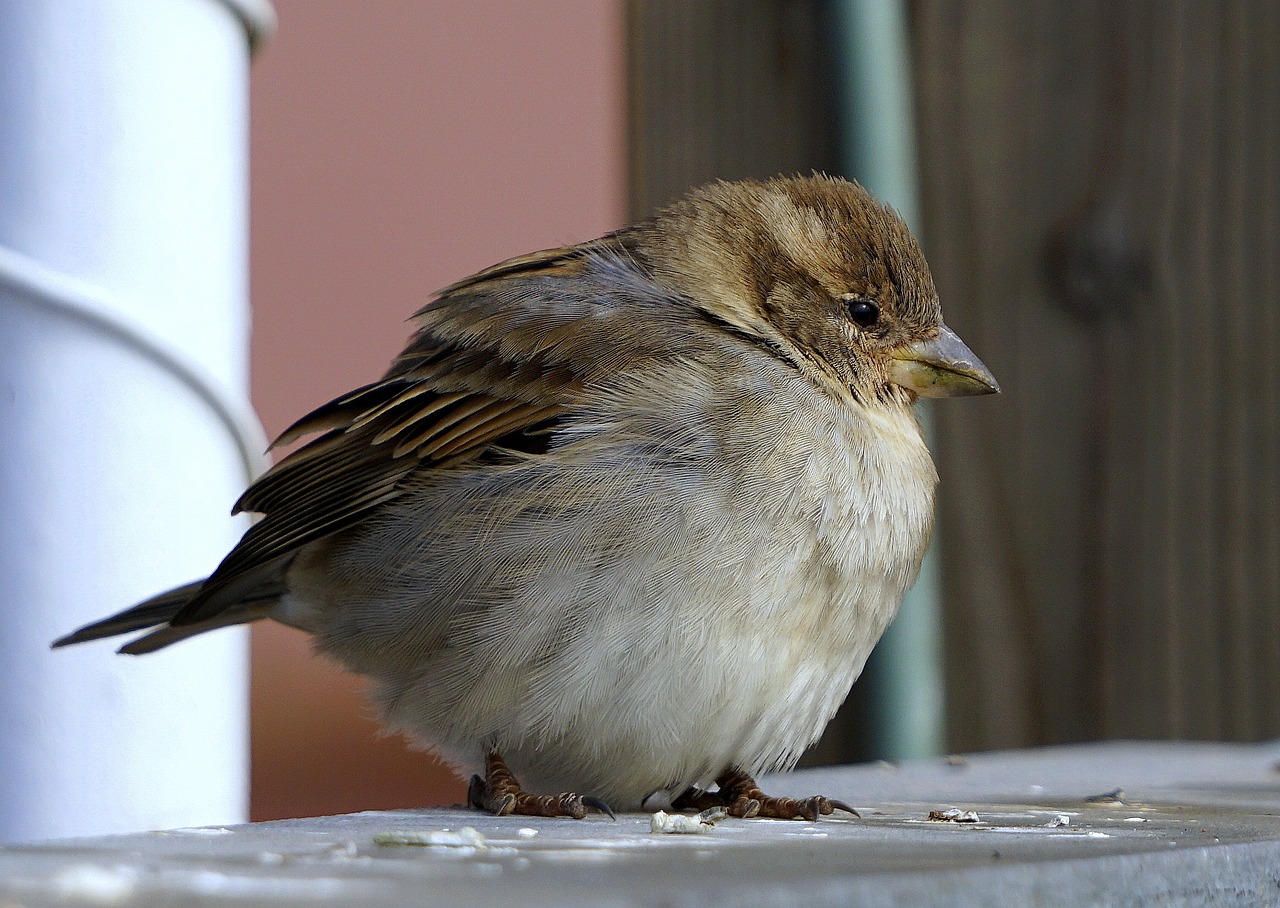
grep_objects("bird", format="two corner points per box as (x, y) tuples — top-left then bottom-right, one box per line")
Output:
(55, 174), (998, 821)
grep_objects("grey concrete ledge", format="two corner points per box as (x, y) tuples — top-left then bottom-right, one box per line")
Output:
(4, 740), (1280, 907)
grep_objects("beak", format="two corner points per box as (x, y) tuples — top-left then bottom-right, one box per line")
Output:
(889, 324), (1000, 397)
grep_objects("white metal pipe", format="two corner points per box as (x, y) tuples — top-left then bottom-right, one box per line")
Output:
(0, 0), (272, 842)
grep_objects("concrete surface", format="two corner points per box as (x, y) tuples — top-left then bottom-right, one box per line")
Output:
(3, 741), (1280, 906)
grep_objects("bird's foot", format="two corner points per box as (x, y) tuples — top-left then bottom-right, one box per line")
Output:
(467, 751), (615, 819)
(673, 766), (859, 821)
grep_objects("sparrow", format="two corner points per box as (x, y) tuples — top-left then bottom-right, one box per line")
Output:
(56, 175), (998, 821)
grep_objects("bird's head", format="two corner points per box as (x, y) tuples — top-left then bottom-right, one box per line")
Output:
(637, 174), (998, 405)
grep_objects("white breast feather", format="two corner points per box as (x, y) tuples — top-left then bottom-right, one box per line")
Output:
(282, 359), (938, 808)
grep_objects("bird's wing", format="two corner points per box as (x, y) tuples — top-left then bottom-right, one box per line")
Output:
(173, 240), (629, 625)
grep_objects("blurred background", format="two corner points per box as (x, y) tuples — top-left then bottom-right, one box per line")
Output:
(247, 0), (626, 822)
(2, 0), (1277, 838)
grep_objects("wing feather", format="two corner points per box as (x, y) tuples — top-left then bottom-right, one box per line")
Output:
(271, 381), (402, 449)
(369, 391), (469, 443)
(170, 241), (633, 626)
(411, 400), (535, 459)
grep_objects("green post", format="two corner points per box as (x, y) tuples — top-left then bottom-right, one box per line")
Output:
(832, 0), (945, 760)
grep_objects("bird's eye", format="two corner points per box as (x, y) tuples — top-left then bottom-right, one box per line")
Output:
(844, 297), (880, 329)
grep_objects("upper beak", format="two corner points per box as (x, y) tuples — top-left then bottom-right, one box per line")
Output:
(889, 324), (1000, 397)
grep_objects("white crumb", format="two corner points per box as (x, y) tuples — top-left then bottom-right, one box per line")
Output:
(650, 808), (727, 834)
(373, 827), (487, 849)
(927, 807), (981, 823)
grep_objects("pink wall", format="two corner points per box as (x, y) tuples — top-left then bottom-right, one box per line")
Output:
(249, 0), (626, 821)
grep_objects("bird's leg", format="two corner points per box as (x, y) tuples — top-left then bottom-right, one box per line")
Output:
(467, 751), (614, 819)
(675, 767), (859, 821)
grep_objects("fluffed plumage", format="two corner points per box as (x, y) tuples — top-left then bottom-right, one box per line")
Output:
(56, 175), (997, 817)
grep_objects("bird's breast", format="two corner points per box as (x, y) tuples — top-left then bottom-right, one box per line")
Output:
(693, 378), (937, 770)
(283, 358), (939, 802)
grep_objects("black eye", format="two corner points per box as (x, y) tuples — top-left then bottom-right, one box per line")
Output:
(844, 297), (879, 328)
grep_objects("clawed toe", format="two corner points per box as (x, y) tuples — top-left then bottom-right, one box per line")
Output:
(682, 767), (860, 821)
(757, 794), (860, 821)
(754, 794), (857, 821)
(468, 753), (614, 820)
(725, 795), (762, 819)
(516, 791), (590, 819)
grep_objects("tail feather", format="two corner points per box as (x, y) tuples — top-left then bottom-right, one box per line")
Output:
(117, 603), (274, 655)
(53, 577), (282, 654)
(52, 581), (207, 647)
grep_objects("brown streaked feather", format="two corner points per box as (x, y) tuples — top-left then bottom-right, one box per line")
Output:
(429, 239), (614, 301)
(171, 240), (638, 626)
(391, 395), (497, 458)
(412, 399), (544, 459)
(432, 404), (561, 459)
(234, 427), (391, 517)
(270, 381), (403, 450)
(360, 385), (455, 435)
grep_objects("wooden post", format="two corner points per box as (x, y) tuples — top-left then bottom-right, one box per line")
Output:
(913, 1), (1280, 748)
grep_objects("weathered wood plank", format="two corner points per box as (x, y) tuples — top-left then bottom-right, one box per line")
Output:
(913, 0), (1280, 749)
(628, 0), (840, 215)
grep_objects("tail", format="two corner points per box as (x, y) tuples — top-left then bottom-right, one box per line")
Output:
(52, 578), (282, 655)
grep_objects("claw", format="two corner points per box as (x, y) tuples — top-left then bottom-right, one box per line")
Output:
(581, 796), (617, 820)
(828, 799), (860, 818)
(469, 772), (517, 815)
(727, 795), (762, 819)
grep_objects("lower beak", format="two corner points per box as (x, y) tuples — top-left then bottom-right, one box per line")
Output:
(889, 324), (1000, 397)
